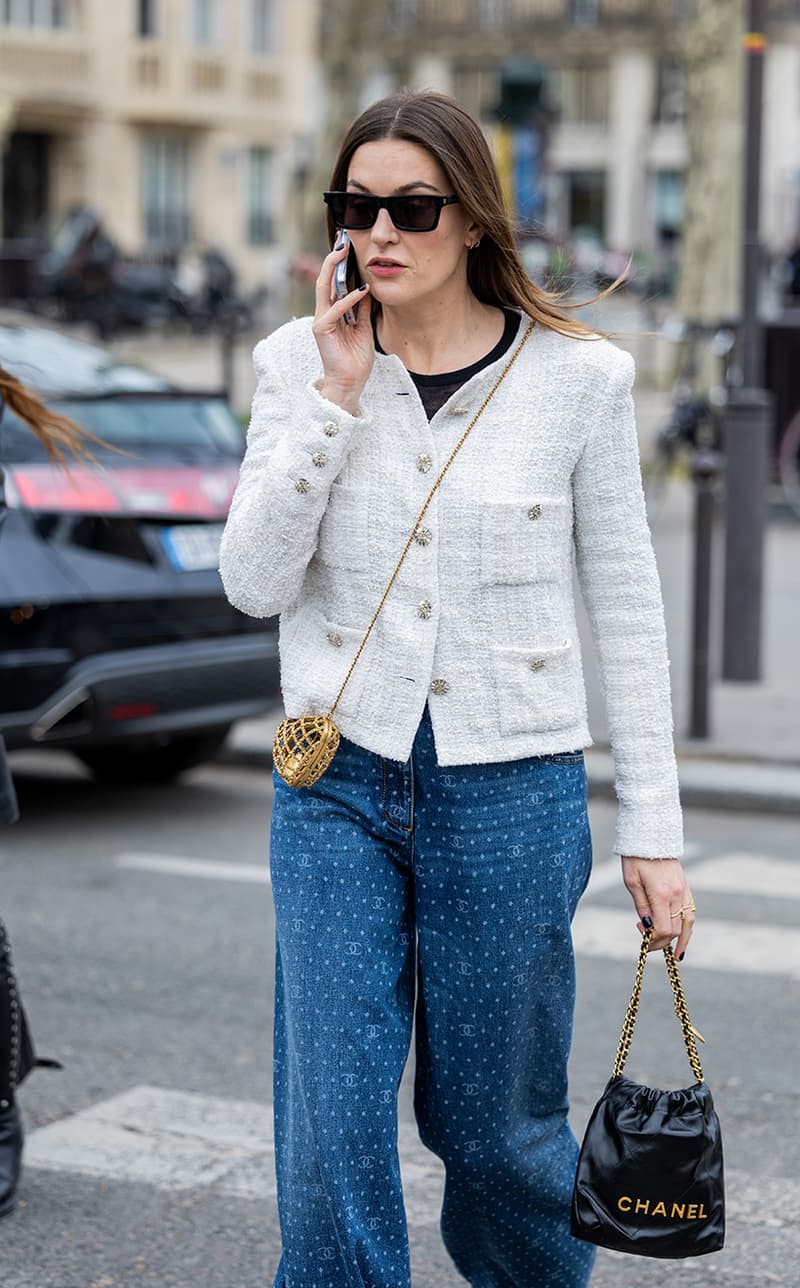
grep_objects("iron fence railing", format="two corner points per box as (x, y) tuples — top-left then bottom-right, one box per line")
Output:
(386, 0), (690, 31)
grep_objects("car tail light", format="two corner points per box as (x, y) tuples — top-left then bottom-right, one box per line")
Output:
(109, 702), (159, 720)
(6, 464), (240, 519)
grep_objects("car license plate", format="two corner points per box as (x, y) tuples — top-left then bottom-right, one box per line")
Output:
(162, 522), (225, 571)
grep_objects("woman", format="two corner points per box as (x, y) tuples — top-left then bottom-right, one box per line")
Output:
(0, 364), (90, 1217)
(220, 91), (694, 1288)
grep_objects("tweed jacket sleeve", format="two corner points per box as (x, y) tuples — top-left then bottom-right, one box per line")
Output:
(573, 350), (682, 859)
(219, 325), (371, 618)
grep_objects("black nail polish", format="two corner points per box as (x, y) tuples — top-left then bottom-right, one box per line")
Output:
(678, 951), (686, 962)
(358, 282), (369, 291)
(642, 916), (653, 929)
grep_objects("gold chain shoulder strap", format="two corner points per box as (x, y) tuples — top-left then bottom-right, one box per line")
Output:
(326, 319), (535, 720)
(612, 928), (706, 1083)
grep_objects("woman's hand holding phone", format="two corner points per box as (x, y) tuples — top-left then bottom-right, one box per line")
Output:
(312, 232), (374, 415)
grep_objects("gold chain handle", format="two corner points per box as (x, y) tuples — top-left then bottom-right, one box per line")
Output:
(612, 928), (705, 1083)
(326, 320), (535, 720)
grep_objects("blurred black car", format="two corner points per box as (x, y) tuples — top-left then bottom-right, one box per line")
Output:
(0, 321), (278, 783)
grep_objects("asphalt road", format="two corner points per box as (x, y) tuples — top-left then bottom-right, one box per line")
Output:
(0, 749), (797, 1288)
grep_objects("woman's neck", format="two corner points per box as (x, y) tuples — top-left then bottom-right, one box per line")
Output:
(376, 293), (505, 376)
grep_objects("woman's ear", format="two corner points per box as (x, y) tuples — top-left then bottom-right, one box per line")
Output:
(465, 223), (484, 251)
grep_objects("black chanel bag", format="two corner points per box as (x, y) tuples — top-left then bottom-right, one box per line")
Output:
(571, 929), (725, 1259)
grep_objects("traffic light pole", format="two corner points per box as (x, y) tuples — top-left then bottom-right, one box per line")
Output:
(721, 0), (772, 681)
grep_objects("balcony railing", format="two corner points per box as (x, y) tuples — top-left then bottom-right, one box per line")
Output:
(387, 0), (689, 31)
(247, 69), (281, 100)
(190, 57), (226, 93)
(0, 35), (90, 86)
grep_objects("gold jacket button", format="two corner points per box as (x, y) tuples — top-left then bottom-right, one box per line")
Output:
(311, 450), (327, 468)
(416, 600), (433, 619)
(414, 526), (433, 546)
(416, 453), (433, 473)
(323, 421), (339, 437)
(529, 657), (546, 671)
(327, 631), (343, 647)
(430, 678), (450, 695)
(528, 504), (542, 520)
(295, 478), (311, 494)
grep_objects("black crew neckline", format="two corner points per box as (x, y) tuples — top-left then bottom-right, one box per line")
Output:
(374, 308), (521, 386)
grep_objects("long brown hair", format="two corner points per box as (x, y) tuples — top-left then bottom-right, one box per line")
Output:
(326, 90), (621, 340)
(0, 365), (101, 467)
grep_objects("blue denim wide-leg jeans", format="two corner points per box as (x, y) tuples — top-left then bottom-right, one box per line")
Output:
(269, 706), (595, 1288)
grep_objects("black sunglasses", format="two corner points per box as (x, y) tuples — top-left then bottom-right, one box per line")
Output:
(323, 191), (460, 232)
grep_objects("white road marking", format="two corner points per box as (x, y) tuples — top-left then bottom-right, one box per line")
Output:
(24, 1086), (265, 1193)
(572, 905), (800, 979)
(24, 1085), (444, 1224)
(688, 854), (800, 900)
(583, 841), (702, 895)
(116, 853), (270, 884)
(114, 841), (705, 893)
(22, 1084), (800, 1239)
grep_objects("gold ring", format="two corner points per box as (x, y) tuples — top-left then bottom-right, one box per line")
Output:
(670, 903), (696, 918)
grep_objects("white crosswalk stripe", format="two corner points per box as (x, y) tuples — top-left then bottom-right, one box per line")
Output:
(577, 848), (800, 978)
(572, 905), (800, 978)
(24, 1085), (445, 1227)
(688, 853), (800, 900)
(22, 1084), (800, 1242)
(584, 841), (703, 895)
(115, 847), (800, 977)
(116, 853), (270, 883)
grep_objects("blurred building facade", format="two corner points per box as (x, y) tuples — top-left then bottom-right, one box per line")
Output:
(366, 0), (800, 261)
(3, 0), (800, 290)
(0, 0), (318, 287)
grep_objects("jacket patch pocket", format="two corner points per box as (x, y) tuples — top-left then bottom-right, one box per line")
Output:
(480, 497), (571, 586)
(289, 611), (369, 720)
(492, 640), (578, 737)
(317, 483), (370, 571)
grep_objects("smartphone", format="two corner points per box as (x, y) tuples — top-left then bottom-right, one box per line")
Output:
(333, 230), (357, 326)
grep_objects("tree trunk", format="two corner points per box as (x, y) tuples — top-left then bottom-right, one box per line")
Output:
(676, 0), (746, 325)
(289, 0), (380, 319)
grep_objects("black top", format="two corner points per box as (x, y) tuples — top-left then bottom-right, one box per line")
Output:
(376, 307), (521, 420)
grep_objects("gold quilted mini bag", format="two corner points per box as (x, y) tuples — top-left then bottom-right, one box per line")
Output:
(273, 321), (534, 788)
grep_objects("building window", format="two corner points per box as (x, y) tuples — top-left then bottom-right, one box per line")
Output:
(654, 58), (685, 125)
(141, 135), (192, 247)
(571, 0), (599, 22)
(136, 0), (157, 36)
(1, 0), (73, 26)
(388, 0), (418, 32)
(137, 0), (157, 37)
(654, 170), (685, 238)
(565, 169), (606, 238)
(476, 0), (505, 27)
(192, 0), (221, 46)
(554, 64), (609, 125)
(250, 0), (276, 54)
(247, 146), (274, 245)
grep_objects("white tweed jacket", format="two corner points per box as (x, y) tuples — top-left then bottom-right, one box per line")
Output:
(219, 313), (683, 858)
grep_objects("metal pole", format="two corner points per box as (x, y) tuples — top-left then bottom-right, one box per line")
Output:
(220, 311), (235, 405)
(722, 388), (772, 680)
(721, 0), (772, 681)
(689, 449), (719, 738)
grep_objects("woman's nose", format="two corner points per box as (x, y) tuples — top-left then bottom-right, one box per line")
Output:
(372, 207), (399, 241)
